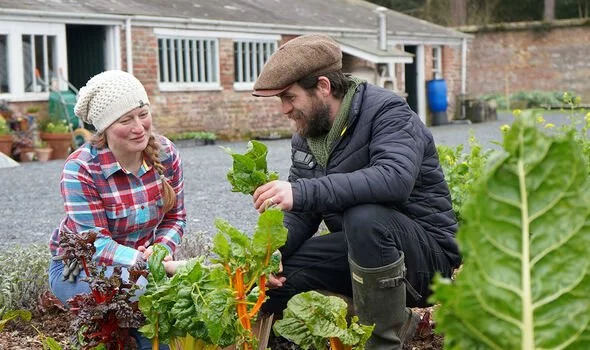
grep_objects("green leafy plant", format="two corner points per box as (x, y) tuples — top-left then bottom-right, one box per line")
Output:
(430, 109), (590, 349)
(273, 291), (374, 350)
(139, 208), (287, 350)
(26, 106), (41, 114)
(437, 135), (490, 223)
(223, 140), (279, 195)
(41, 119), (70, 134)
(0, 244), (51, 317)
(0, 116), (10, 135)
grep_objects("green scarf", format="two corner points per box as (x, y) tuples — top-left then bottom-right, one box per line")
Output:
(307, 76), (364, 168)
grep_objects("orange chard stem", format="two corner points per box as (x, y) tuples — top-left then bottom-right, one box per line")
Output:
(329, 338), (346, 350)
(247, 275), (267, 319)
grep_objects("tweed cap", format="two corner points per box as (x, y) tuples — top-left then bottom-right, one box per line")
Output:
(74, 70), (150, 133)
(253, 34), (342, 97)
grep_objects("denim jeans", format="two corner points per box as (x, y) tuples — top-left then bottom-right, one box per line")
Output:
(48, 259), (169, 350)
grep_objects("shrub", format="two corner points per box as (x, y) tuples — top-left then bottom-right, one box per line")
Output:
(0, 244), (50, 316)
(0, 116), (10, 135)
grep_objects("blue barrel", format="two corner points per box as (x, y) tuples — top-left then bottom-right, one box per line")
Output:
(426, 79), (448, 112)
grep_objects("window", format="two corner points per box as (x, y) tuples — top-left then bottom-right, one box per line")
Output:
(22, 34), (57, 93)
(233, 39), (276, 90)
(158, 37), (219, 89)
(0, 22), (66, 100)
(432, 46), (442, 79)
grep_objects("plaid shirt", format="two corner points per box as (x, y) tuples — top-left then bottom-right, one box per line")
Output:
(49, 135), (186, 267)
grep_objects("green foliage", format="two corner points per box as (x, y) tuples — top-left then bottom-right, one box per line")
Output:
(0, 116), (10, 135)
(139, 209), (287, 349)
(480, 90), (578, 110)
(274, 291), (374, 350)
(166, 131), (217, 142)
(40, 119), (70, 133)
(0, 245), (50, 317)
(437, 135), (490, 222)
(430, 109), (590, 349)
(224, 140), (279, 195)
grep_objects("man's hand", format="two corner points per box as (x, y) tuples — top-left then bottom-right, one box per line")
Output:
(266, 258), (286, 289)
(253, 180), (294, 213)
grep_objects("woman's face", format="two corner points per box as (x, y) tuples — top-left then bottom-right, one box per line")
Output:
(105, 106), (152, 155)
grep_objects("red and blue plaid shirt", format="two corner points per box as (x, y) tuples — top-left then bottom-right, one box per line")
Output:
(49, 135), (185, 267)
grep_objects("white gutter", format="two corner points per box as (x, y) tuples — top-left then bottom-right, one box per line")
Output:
(461, 37), (467, 95)
(416, 45), (426, 124)
(126, 17), (133, 74)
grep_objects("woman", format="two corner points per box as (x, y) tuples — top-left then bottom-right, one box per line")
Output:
(47, 70), (185, 349)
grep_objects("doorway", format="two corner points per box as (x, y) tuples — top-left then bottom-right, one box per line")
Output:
(404, 45), (418, 113)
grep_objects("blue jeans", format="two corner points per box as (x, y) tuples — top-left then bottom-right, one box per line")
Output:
(48, 259), (169, 350)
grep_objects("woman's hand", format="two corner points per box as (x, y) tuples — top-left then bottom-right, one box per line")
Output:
(163, 260), (188, 275)
(138, 244), (172, 262)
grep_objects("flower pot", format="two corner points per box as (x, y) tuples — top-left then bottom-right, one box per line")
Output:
(0, 134), (13, 156)
(19, 147), (35, 162)
(35, 148), (53, 162)
(41, 132), (72, 160)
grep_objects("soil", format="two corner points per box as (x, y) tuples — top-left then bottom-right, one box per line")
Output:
(0, 308), (443, 349)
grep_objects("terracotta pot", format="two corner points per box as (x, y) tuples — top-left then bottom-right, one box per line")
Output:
(41, 132), (72, 160)
(19, 147), (35, 162)
(0, 134), (13, 156)
(35, 148), (53, 162)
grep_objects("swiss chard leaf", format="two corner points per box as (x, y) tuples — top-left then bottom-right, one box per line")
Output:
(431, 110), (590, 349)
(274, 291), (374, 350)
(224, 140), (279, 195)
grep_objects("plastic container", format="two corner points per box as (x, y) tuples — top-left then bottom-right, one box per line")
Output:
(426, 79), (448, 113)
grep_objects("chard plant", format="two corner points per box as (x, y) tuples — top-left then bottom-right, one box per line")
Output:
(273, 291), (374, 350)
(223, 140), (279, 195)
(139, 208), (287, 350)
(430, 109), (590, 349)
(56, 231), (147, 349)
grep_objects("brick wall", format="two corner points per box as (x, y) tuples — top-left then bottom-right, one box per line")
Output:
(125, 27), (292, 140)
(465, 21), (590, 101)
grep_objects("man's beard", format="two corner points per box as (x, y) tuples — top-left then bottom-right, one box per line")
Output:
(292, 99), (332, 138)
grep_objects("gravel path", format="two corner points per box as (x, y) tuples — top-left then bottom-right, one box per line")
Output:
(0, 111), (573, 248)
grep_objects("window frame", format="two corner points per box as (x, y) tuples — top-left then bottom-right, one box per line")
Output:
(233, 39), (277, 91)
(432, 45), (443, 79)
(0, 21), (67, 101)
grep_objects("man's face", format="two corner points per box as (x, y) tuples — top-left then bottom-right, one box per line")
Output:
(279, 84), (332, 138)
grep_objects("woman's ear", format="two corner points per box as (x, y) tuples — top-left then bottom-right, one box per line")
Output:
(316, 76), (332, 97)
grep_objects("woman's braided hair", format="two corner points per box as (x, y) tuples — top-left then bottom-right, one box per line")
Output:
(91, 133), (176, 213)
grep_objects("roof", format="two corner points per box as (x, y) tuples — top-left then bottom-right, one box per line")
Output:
(336, 38), (414, 64)
(0, 0), (470, 42)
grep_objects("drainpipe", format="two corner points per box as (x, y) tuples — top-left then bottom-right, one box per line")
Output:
(376, 7), (387, 51)
(126, 17), (133, 74)
(461, 37), (467, 95)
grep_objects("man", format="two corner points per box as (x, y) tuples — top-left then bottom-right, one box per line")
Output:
(252, 34), (461, 349)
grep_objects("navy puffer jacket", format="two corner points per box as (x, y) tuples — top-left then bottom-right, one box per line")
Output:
(282, 82), (461, 268)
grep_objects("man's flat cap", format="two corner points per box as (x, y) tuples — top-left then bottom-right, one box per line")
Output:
(253, 34), (342, 97)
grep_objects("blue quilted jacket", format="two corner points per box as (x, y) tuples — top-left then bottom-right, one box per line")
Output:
(282, 82), (461, 268)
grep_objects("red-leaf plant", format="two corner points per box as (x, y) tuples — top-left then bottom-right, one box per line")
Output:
(56, 231), (148, 349)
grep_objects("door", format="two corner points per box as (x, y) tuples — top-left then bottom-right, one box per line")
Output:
(404, 45), (418, 113)
(66, 25), (106, 90)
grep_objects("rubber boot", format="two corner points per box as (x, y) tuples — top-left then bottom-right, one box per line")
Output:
(349, 253), (420, 350)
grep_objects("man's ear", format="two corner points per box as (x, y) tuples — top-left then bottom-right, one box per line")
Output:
(316, 76), (332, 97)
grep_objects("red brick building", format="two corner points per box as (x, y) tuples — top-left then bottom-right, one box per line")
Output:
(0, 0), (470, 138)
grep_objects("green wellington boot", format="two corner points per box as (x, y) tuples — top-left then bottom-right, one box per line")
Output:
(349, 253), (420, 349)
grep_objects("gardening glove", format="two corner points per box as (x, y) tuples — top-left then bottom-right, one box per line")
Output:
(53, 256), (82, 283)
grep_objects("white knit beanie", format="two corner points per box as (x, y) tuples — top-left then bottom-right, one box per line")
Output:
(74, 70), (150, 133)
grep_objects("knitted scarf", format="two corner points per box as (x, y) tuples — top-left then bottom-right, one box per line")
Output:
(306, 76), (363, 168)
